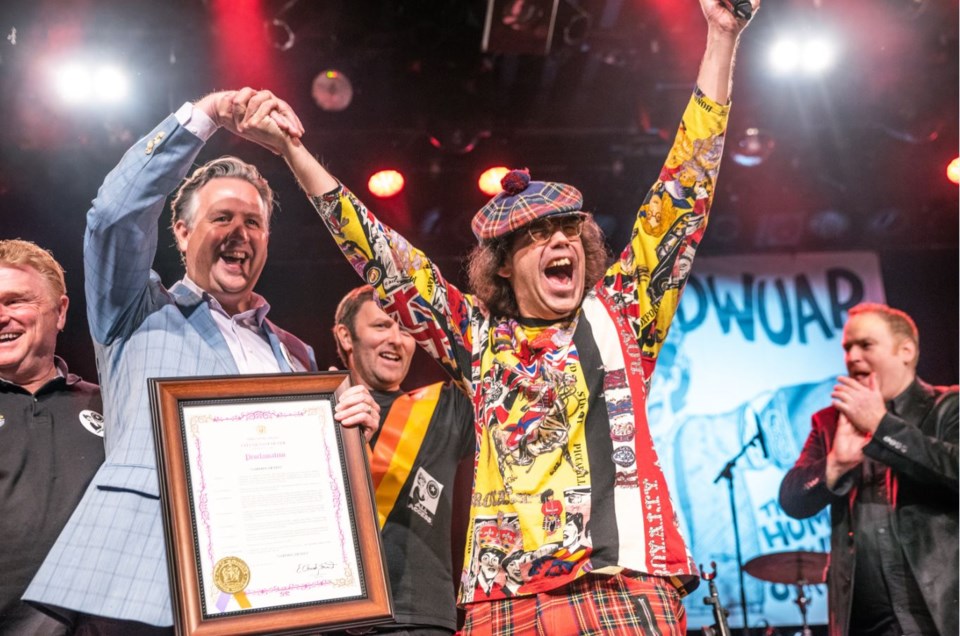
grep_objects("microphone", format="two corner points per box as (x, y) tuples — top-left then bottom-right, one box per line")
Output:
(729, 0), (753, 21)
(754, 411), (769, 459)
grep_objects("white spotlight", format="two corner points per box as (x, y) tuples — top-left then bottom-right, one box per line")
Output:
(801, 39), (836, 75)
(52, 60), (130, 107)
(54, 64), (94, 104)
(768, 39), (800, 75)
(94, 66), (129, 103)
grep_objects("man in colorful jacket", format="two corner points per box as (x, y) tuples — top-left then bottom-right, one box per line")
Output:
(245, 1), (757, 631)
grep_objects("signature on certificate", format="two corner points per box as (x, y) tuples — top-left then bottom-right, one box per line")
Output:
(296, 562), (337, 577)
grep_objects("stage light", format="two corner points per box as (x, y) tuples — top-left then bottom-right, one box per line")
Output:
(52, 61), (130, 106)
(948, 158), (960, 185)
(54, 64), (93, 104)
(731, 128), (775, 167)
(800, 39), (836, 75)
(312, 69), (353, 112)
(211, 0), (274, 90)
(478, 167), (510, 196)
(368, 170), (405, 198)
(94, 66), (129, 103)
(768, 36), (837, 76)
(769, 39), (800, 74)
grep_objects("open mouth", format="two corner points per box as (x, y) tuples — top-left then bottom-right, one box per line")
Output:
(544, 257), (574, 284)
(219, 250), (249, 269)
(0, 332), (22, 343)
(379, 351), (402, 363)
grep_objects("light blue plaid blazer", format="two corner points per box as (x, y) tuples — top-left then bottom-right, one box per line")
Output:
(24, 115), (317, 626)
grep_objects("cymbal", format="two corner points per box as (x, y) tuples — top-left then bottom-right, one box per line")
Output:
(744, 551), (828, 585)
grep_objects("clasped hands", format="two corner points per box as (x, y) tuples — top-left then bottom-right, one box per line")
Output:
(826, 372), (887, 483)
(831, 373), (887, 436)
(195, 87), (303, 155)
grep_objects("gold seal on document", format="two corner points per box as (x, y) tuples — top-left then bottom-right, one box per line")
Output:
(213, 556), (250, 594)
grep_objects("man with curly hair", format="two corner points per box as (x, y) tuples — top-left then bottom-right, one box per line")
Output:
(252, 1), (758, 631)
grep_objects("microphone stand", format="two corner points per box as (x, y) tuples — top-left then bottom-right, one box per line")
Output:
(713, 430), (763, 636)
(794, 580), (813, 636)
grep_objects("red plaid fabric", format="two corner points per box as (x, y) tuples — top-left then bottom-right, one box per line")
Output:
(471, 179), (583, 241)
(460, 572), (686, 635)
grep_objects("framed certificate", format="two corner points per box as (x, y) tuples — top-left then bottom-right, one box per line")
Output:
(148, 372), (393, 636)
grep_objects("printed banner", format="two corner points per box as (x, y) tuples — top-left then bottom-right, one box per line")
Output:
(648, 251), (886, 629)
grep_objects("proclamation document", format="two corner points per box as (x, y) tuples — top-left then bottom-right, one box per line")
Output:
(181, 398), (363, 617)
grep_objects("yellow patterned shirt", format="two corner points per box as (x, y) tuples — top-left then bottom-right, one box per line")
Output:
(311, 90), (729, 603)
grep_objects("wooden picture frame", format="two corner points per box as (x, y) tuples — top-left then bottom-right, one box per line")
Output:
(148, 372), (393, 636)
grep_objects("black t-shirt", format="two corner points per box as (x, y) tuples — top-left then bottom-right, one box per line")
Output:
(369, 384), (473, 631)
(0, 360), (105, 631)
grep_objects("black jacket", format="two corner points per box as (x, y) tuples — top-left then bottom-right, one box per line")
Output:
(779, 379), (958, 636)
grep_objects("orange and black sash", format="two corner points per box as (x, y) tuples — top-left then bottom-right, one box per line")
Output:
(368, 382), (444, 528)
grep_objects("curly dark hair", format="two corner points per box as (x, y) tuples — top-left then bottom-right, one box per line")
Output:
(466, 215), (609, 318)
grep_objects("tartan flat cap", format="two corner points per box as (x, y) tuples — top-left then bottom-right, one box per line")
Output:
(471, 168), (583, 241)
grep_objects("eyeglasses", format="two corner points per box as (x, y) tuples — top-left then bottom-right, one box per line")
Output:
(525, 215), (585, 244)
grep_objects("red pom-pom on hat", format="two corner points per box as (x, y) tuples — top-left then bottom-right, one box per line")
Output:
(500, 168), (531, 195)
(471, 168), (583, 241)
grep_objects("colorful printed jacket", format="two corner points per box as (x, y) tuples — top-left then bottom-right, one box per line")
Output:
(311, 90), (729, 604)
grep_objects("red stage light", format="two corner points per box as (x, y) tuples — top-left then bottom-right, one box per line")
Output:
(947, 157), (960, 185)
(211, 0), (275, 91)
(368, 170), (405, 198)
(478, 167), (510, 196)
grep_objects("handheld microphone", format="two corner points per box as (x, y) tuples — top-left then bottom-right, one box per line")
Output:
(729, 0), (753, 21)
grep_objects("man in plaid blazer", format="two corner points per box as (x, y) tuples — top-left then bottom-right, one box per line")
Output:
(24, 89), (380, 634)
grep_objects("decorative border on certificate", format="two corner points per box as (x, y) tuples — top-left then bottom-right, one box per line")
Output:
(149, 373), (393, 636)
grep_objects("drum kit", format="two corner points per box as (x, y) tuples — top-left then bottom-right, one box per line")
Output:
(743, 550), (829, 636)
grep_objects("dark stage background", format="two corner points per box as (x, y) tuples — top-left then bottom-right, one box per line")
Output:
(2, 0), (956, 388)
(1, 0), (956, 632)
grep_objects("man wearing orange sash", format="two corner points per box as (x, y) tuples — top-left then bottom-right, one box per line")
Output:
(328, 286), (474, 636)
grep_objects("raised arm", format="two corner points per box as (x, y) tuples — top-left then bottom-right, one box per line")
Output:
(246, 118), (476, 390)
(779, 412), (851, 519)
(84, 89), (303, 344)
(84, 101), (210, 344)
(696, 0), (757, 104)
(605, 0), (757, 367)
